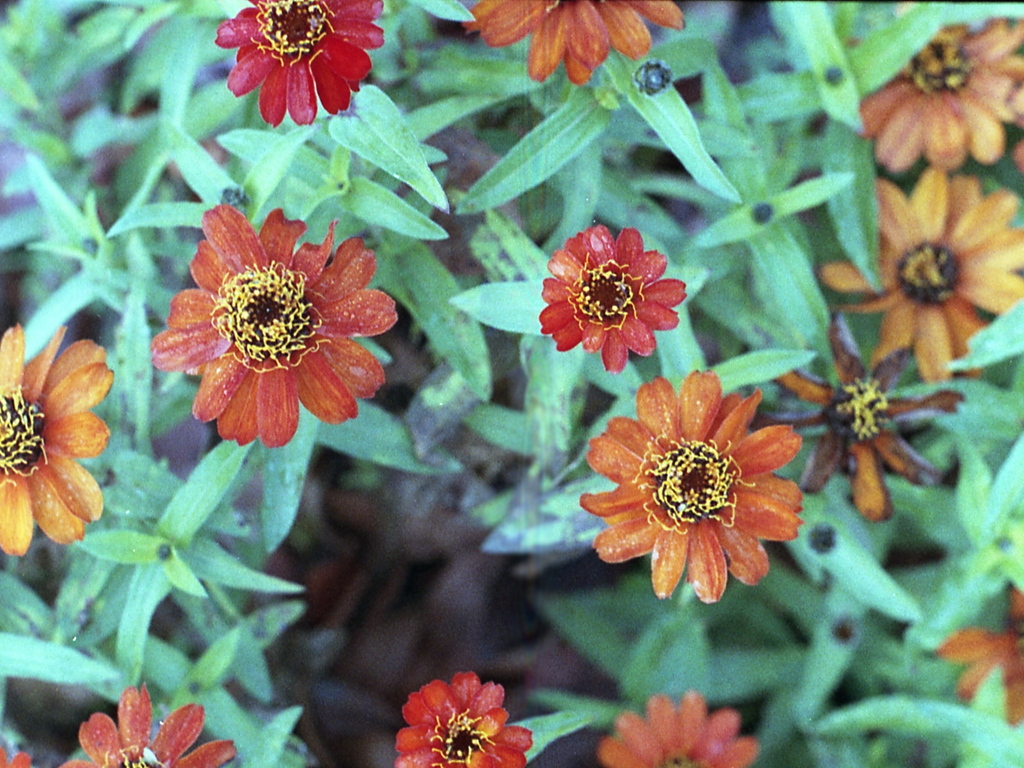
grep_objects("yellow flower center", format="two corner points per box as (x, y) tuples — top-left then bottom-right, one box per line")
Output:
(645, 440), (738, 528)
(909, 29), (972, 93)
(257, 0), (332, 61)
(572, 261), (637, 327)
(827, 378), (889, 441)
(897, 244), (958, 304)
(434, 711), (491, 766)
(212, 263), (318, 368)
(0, 389), (45, 476)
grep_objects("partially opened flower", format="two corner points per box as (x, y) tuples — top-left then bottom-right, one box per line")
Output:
(395, 671), (532, 768)
(937, 589), (1024, 725)
(773, 313), (962, 522)
(540, 225), (687, 374)
(0, 325), (112, 555)
(151, 204), (397, 448)
(216, 0), (384, 127)
(861, 19), (1024, 172)
(59, 685), (236, 768)
(0, 749), (32, 768)
(820, 167), (1024, 381)
(598, 692), (758, 768)
(465, 0), (684, 85)
(582, 371), (803, 603)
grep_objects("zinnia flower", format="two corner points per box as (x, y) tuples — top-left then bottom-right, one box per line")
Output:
(937, 588), (1024, 725)
(0, 749), (32, 768)
(860, 19), (1024, 172)
(215, 0), (384, 127)
(395, 671), (533, 768)
(151, 204), (397, 448)
(59, 685), (236, 768)
(773, 313), (962, 522)
(465, 0), (684, 85)
(0, 325), (112, 556)
(540, 225), (687, 374)
(820, 167), (1024, 382)
(582, 371), (803, 603)
(597, 692), (758, 768)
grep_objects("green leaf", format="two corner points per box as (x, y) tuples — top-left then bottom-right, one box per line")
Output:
(163, 550), (208, 597)
(113, 285), (154, 447)
(24, 154), (91, 244)
(449, 280), (545, 335)
(824, 121), (880, 291)
(158, 440), (253, 545)
(948, 298), (1024, 370)
(243, 125), (317, 215)
(0, 633), (119, 685)
(957, 441), (993, 548)
(78, 530), (167, 564)
(712, 349), (816, 391)
(738, 71), (820, 123)
(164, 122), (237, 205)
(520, 711), (597, 763)
(183, 539), (304, 594)
(793, 591), (864, 722)
(468, 209), (549, 281)
(985, 430), (1024, 541)
(181, 628), (241, 695)
(604, 53), (740, 203)
(458, 88), (612, 214)
(22, 273), (99, 356)
(0, 574), (53, 636)
(848, 5), (944, 94)
(774, 3), (861, 128)
(329, 86), (448, 211)
(260, 407), (319, 553)
(341, 177), (449, 240)
(623, 606), (710, 702)
(239, 706), (304, 768)
(405, 0), (474, 21)
(318, 400), (460, 474)
(116, 563), (171, 683)
(0, 48), (39, 110)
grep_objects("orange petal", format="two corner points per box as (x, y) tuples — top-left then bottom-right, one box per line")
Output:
(314, 236), (373, 301)
(193, 355), (249, 422)
(960, 90), (1006, 164)
(877, 177), (922, 256)
(709, 389), (762, 452)
(593, 517), (659, 563)
(152, 704), (204, 763)
(175, 741), (237, 768)
(0, 477), (33, 556)
(686, 520), (727, 603)
(941, 295), (987, 360)
(191, 241), (231, 293)
(22, 326), (66, 401)
(958, 265), (1024, 314)
(910, 166), (949, 244)
(202, 204), (266, 272)
(950, 188), (1020, 253)
(819, 262), (873, 294)
(587, 434), (645, 484)
(678, 371), (722, 442)
(729, 425), (801, 477)
(258, 208), (306, 265)
(216, 369), (260, 445)
(923, 94), (969, 169)
(914, 304), (953, 382)
(469, 0), (545, 46)
(580, 484), (649, 518)
(596, 737), (647, 768)
(967, 229), (1024, 273)
(294, 348), (358, 424)
(597, 2), (651, 59)
(117, 685), (152, 753)
(317, 289), (398, 338)
(630, 0), (684, 29)
(44, 412), (110, 459)
(564, 0), (609, 71)
(646, 695), (683, 756)
(636, 377), (679, 440)
(256, 367), (299, 448)
(527, 7), (568, 82)
(678, 691), (707, 754)
(871, 430), (942, 485)
(29, 480), (86, 545)
(0, 325), (26, 392)
(870, 299), (916, 369)
(732, 485), (803, 541)
(165, 289), (217, 330)
(604, 416), (655, 458)
(874, 98), (927, 173)
(717, 524), (770, 586)
(650, 527), (688, 600)
(849, 442), (892, 522)
(43, 362), (113, 420)
(39, 456), (103, 523)
(613, 711), (664, 766)
(860, 81), (916, 137)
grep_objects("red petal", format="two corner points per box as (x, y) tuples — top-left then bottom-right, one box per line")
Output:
(227, 47), (277, 97)
(118, 685), (152, 754)
(258, 63), (289, 127)
(174, 742), (237, 768)
(635, 300), (680, 331)
(317, 289), (397, 338)
(215, 9), (259, 48)
(601, 329), (629, 373)
(216, 369), (260, 445)
(152, 704), (203, 764)
(619, 315), (656, 356)
(202, 204), (266, 271)
(78, 713), (120, 767)
(256, 367), (300, 447)
(286, 61), (318, 125)
(165, 289), (216, 329)
(314, 236), (373, 299)
(310, 55), (353, 114)
(320, 35), (373, 81)
(319, 337), (385, 398)
(293, 221), (337, 284)
(190, 242), (230, 293)
(643, 278), (687, 308)
(151, 326), (232, 373)
(539, 300), (576, 335)
(294, 349), (358, 423)
(193, 355), (248, 422)
(259, 209), (306, 266)
(686, 521), (728, 603)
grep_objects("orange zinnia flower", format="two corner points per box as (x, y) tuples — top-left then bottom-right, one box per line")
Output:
(937, 589), (1024, 725)
(540, 225), (687, 374)
(597, 691), (758, 768)
(0, 325), (112, 556)
(151, 204), (397, 448)
(0, 749), (32, 768)
(216, 0), (384, 126)
(59, 685), (236, 768)
(582, 371), (803, 603)
(820, 167), (1024, 382)
(774, 313), (962, 522)
(465, 0), (684, 85)
(861, 19), (1024, 172)
(395, 671), (533, 768)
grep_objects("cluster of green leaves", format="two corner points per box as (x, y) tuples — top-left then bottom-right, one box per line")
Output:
(3, 1), (1024, 768)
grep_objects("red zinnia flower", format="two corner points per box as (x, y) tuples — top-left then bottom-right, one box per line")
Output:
(598, 692), (758, 768)
(465, 0), (684, 85)
(540, 225), (687, 374)
(59, 685), (236, 768)
(395, 671), (533, 768)
(0, 749), (32, 768)
(0, 325), (112, 555)
(582, 371), (803, 603)
(216, 0), (384, 127)
(151, 204), (397, 448)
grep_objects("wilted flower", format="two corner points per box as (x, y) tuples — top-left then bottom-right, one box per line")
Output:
(59, 685), (236, 768)
(0, 325), (112, 555)
(861, 19), (1024, 172)
(151, 204), (397, 448)
(582, 371), (803, 603)
(540, 225), (687, 374)
(216, 0), (384, 126)
(937, 589), (1024, 725)
(598, 691), (758, 768)
(820, 167), (1024, 381)
(465, 0), (684, 85)
(395, 671), (532, 768)
(773, 314), (962, 522)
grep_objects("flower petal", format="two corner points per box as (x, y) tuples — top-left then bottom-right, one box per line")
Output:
(227, 46), (277, 96)
(593, 517), (659, 563)
(216, 369), (260, 445)
(587, 434), (644, 484)
(318, 337), (385, 399)
(294, 349), (358, 424)
(118, 685), (152, 754)
(44, 412), (110, 459)
(151, 326), (232, 373)
(0, 478), (33, 556)
(259, 63), (289, 127)
(914, 303), (954, 382)
(317, 289), (398, 338)
(527, 8), (568, 83)
(256, 367), (299, 448)
(22, 326), (65, 402)
(596, 1), (651, 59)
(44, 362), (113, 420)
(26, 471), (86, 544)
(636, 377), (679, 439)
(679, 370), (723, 442)
(650, 528), (688, 600)
(193, 355), (249, 422)
(580, 484), (649, 518)
(174, 741), (237, 768)
(613, 711), (663, 766)
(286, 60), (318, 125)
(152, 704), (204, 764)
(78, 713), (120, 767)
(717, 524), (770, 586)
(259, 209), (306, 266)
(849, 441), (892, 522)
(596, 737), (648, 768)
(40, 455), (104, 522)
(0, 325), (26, 392)
(732, 483), (802, 541)
(686, 520), (728, 603)
(601, 329), (629, 373)
(202, 204), (266, 272)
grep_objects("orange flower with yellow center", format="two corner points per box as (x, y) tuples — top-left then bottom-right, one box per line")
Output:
(395, 672), (533, 768)
(582, 371), (803, 603)
(540, 225), (687, 374)
(937, 589), (1024, 725)
(861, 19), (1024, 172)
(151, 204), (397, 448)
(465, 0), (684, 85)
(0, 325), (112, 556)
(820, 167), (1024, 382)
(59, 685), (236, 768)
(598, 692), (758, 768)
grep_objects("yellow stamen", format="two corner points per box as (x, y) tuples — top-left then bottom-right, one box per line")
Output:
(0, 389), (45, 476)
(644, 440), (739, 528)
(909, 28), (972, 93)
(897, 244), (958, 304)
(257, 0), (333, 61)
(572, 261), (637, 328)
(831, 378), (889, 441)
(433, 711), (492, 766)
